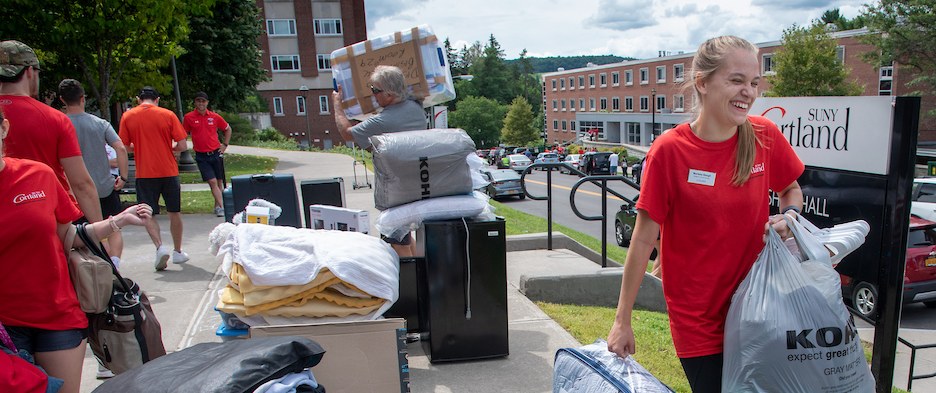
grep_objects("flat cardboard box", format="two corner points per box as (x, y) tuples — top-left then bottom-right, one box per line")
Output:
(309, 204), (369, 233)
(250, 318), (409, 393)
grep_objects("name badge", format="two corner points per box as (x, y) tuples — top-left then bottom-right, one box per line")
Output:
(688, 169), (716, 186)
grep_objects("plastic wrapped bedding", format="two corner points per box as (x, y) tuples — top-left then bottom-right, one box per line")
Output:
(370, 128), (476, 210)
(553, 339), (675, 393)
(331, 24), (456, 121)
(376, 192), (494, 241)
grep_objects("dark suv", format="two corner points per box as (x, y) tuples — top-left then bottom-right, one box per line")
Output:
(578, 152), (613, 176)
(613, 196), (658, 260)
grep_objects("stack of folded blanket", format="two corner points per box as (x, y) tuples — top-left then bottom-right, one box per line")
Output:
(211, 223), (399, 326)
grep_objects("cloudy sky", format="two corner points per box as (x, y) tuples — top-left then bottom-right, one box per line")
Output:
(363, 0), (869, 60)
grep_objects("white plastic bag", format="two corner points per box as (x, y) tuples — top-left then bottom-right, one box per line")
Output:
(722, 214), (874, 393)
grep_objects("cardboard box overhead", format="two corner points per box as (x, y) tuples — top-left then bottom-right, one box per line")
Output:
(250, 318), (409, 393)
(331, 24), (455, 120)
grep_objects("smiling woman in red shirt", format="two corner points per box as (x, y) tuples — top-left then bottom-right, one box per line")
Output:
(605, 36), (805, 393)
(0, 107), (154, 393)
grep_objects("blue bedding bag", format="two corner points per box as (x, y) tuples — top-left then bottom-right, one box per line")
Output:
(553, 339), (675, 393)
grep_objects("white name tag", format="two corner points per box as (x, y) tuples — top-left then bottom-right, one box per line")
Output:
(688, 169), (716, 186)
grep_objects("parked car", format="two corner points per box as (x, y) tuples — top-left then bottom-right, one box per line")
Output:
(911, 178), (936, 221)
(479, 168), (525, 200)
(476, 149), (490, 159)
(578, 152), (613, 176)
(560, 154), (581, 174)
(613, 197), (658, 260)
(533, 152), (560, 170)
(841, 216), (936, 318)
(507, 154), (532, 173)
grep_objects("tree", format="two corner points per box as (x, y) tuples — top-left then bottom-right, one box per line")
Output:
(444, 38), (463, 75)
(765, 24), (864, 97)
(818, 8), (867, 31)
(513, 49), (542, 120)
(500, 97), (539, 146)
(449, 96), (507, 148)
(176, 0), (267, 112)
(861, 0), (936, 110)
(0, 0), (213, 121)
(457, 41), (483, 73)
(468, 35), (514, 104)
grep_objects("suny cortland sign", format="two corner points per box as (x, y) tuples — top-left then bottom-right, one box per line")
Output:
(752, 96), (895, 175)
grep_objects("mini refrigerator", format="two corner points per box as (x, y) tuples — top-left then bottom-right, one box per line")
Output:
(230, 173), (301, 227)
(416, 217), (508, 362)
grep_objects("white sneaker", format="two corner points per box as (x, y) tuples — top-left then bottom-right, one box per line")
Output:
(214, 206), (224, 217)
(172, 250), (190, 264)
(96, 364), (114, 379)
(155, 245), (171, 271)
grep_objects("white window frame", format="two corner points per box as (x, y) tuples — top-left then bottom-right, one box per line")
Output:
(569, 77), (575, 89)
(552, 79), (557, 90)
(314, 19), (342, 36)
(656, 66), (666, 83)
(762, 54), (775, 75)
(674, 64), (684, 82)
(639, 96), (649, 112)
(600, 73), (607, 87)
(674, 94), (684, 112)
(317, 54), (331, 71)
(560, 78), (565, 90)
(570, 99), (576, 112)
(836, 45), (845, 63)
(579, 99), (585, 109)
(625, 70), (633, 86)
(318, 95), (329, 114)
(266, 19), (296, 36)
(612, 97), (620, 112)
(612, 72), (620, 86)
(271, 55), (300, 72)
(600, 97), (608, 111)
(552, 99), (558, 111)
(639, 67), (649, 85)
(589, 98), (596, 111)
(625, 96), (634, 112)
(561, 120), (567, 131)
(571, 121), (576, 131)
(578, 76), (585, 89)
(553, 120), (559, 130)
(273, 97), (284, 116)
(656, 95), (666, 111)
(296, 96), (307, 115)
(561, 99), (566, 111)
(589, 74), (596, 88)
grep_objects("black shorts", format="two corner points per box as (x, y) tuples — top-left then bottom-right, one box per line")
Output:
(6, 325), (87, 353)
(680, 353), (723, 393)
(100, 188), (123, 218)
(195, 150), (224, 181)
(136, 176), (182, 214)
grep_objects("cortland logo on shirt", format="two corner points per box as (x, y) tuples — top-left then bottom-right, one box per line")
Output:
(750, 162), (765, 177)
(13, 190), (47, 204)
(207, 118), (215, 126)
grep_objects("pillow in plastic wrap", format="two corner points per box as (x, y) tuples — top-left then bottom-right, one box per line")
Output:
(371, 128), (476, 210)
(553, 339), (675, 393)
(376, 192), (493, 241)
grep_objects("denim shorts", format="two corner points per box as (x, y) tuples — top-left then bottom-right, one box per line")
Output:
(6, 325), (87, 353)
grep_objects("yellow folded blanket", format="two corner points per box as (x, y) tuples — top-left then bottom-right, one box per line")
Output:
(217, 295), (384, 318)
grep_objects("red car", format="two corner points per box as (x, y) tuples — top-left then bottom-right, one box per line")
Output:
(841, 216), (936, 318)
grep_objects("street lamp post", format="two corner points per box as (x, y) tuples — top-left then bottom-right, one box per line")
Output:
(650, 88), (656, 143)
(299, 85), (312, 150)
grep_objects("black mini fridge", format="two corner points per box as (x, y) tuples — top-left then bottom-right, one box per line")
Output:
(416, 217), (508, 362)
(230, 173), (301, 227)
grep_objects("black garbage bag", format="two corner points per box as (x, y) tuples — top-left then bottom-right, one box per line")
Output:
(93, 336), (325, 393)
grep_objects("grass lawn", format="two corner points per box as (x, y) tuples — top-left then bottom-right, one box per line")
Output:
(121, 190), (216, 214)
(178, 153), (278, 184)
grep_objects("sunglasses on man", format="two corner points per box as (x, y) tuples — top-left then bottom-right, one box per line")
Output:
(370, 85), (383, 94)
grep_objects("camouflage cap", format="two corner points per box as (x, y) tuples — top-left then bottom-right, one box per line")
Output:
(0, 40), (40, 78)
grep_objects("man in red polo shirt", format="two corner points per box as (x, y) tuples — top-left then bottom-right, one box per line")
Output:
(182, 92), (231, 217)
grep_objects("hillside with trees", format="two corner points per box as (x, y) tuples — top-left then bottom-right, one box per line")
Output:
(506, 55), (633, 74)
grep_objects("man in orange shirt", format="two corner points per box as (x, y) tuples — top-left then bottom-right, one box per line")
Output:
(118, 86), (190, 271)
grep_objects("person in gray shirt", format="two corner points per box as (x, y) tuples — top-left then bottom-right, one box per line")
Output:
(332, 65), (427, 256)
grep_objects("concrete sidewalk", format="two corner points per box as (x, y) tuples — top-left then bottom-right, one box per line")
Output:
(80, 146), (586, 392)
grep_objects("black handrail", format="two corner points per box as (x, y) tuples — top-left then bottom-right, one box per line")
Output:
(519, 162), (638, 266)
(897, 336), (936, 391)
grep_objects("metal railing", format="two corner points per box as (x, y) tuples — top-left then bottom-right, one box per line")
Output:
(897, 336), (936, 391)
(519, 162), (638, 267)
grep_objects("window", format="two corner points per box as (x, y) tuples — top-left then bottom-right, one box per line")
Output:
(656, 95), (666, 111)
(561, 99), (566, 111)
(612, 72), (620, 86)
(656, 66), (666, 83)
(317, 54), (331, 70)
(579, 121), (604, 140)
(553, 120), (559, 130)
(600, 97), (608, 111)
(836, 46), (845, 63)
(561, 120), (567, 131)
(552, 99), (558, 111)
(625, 70), (633, 86)
(579, 99), (585, 110)
(319, 95), (329, 114)
(552, 79), (557, 90)
(589, 98), (596, 111)
(626, 122), (641, 145)
(314, 19), (342, 35)
(271, 55), (300, 72)
(571, 121), (576, 131)
(639, 68), (649, 84)
(560, 78), (565, 90)
(612, 97), (620, 111)
(762, 54), (774, 74)
(578, 76), (585, 89)
(589, 74), (596, 88)
(674, 94), (684, 112)
(640, 96), (649, 111)
(569, 77), (575, 89)
(625, 96), (634, 112)
(674, 64), (684, 82)
(266, 19), (296, 36)
(273, 97), (284, 115)
(879, 65), (893, 96)
(296, 96), (307, 115)
(600, 73), (607, 87)
(570, 99), (576, 111)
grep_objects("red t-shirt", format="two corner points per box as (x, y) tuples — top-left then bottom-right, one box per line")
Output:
(183, 110), (229, 153)
(0, 95), (82, 205)
(636, 116), (804, 358)
(118, 103), (187, 178)
(0, 157), (85, 330)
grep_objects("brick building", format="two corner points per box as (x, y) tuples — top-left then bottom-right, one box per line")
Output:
(542, 28), (936, 148)
(255, 0), (366, 149)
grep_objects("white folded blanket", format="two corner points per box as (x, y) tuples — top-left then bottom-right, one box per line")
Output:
(216, 224), (399, 307)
